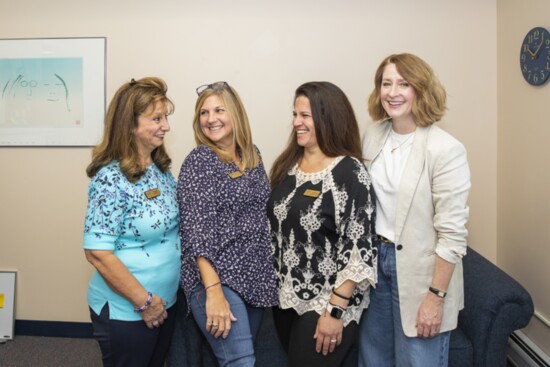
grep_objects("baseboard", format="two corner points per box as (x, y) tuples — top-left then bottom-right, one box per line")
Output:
(15, 320), (93, 338)
(508, 330), (550, 367)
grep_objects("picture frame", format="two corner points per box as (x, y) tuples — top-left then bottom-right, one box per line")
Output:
(0, 271), (16, 342)
(0, 37), (106, 146)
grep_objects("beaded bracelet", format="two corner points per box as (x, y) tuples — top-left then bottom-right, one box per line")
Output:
(134, 291), (153, 313)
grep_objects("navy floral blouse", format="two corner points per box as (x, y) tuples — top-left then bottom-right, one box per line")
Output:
(177, 145), (278, 308)
(268, 156), (377, 326)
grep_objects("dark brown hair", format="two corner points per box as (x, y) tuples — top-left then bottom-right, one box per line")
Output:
(270, 81), (361, 187)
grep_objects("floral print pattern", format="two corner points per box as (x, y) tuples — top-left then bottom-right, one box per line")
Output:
(177, 145), (278, 308)
(83, 161), (181, 320)
(268, 156), (377, 325)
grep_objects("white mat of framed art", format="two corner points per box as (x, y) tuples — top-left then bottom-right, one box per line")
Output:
(0, 271), (16, 341)
(0, 37), (106, 146)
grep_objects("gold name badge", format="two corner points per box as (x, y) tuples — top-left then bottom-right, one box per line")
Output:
(144, 188), (160, 199)
(303, 189), (321, 198)
(228, 171), (243, 179)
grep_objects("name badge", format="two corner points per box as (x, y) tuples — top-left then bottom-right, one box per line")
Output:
(144, 188), (160, 199)
(303, 189), (321, 198)
(228, 171), (243, 179)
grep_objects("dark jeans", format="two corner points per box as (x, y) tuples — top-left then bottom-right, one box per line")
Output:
(272, 307), (358, 367)
(90, 302), (177, 367)
(167, 288), (218, 367)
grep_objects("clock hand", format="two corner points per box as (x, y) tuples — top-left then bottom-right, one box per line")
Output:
(532, 32), (545, 59)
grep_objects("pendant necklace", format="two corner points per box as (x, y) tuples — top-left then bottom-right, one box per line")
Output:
(390, 132), (414, 154)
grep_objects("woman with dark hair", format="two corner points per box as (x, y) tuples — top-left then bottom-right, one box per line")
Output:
(83, 77), (180, 367)
(267, 81), (377, 367)
(177, 82), (277, 367)
(358, 53), (470, 367)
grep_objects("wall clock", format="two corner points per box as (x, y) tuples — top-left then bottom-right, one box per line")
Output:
(520, 27), (550, 86)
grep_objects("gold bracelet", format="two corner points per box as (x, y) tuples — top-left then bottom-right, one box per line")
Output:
(205, 281), (221, 291)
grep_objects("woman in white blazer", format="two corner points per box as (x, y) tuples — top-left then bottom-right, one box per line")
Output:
(358, 53), (470, 367)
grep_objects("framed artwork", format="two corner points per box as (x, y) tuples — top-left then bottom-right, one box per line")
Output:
(0, 271), (16, 341)
(0, 37), (106, 146)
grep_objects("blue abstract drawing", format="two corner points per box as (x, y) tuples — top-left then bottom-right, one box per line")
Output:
(0, 57), (83, 128)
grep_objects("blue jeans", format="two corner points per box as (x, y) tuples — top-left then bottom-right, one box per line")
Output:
(358, 241), (450, 367)
(190, 283), (264, 367)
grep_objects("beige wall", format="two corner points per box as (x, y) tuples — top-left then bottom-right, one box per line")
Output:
(0, 0), (498, 327)
(498, 0), (550, 356)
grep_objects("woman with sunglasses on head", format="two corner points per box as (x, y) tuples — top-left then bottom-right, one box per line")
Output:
(267, 81), (377, 367)
(177, 82), (278, 367)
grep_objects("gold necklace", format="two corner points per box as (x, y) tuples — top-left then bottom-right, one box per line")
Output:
(390, 133), (414, 154)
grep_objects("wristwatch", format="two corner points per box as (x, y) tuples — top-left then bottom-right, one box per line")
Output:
(326, 302), (346, 320)
(429, 286), (447, 298)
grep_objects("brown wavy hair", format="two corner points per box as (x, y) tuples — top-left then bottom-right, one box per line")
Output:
(368, 53), (446, 126)
(192, 83), (260, 169)
(270, 81), (361, 187)
(86, 77), (174, 183)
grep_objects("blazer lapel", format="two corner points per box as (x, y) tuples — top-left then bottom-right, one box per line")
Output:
(394, 125), (431, 241)
(364, 121), (391, 168)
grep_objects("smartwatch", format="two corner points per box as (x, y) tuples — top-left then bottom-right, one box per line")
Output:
(326, 302), (346, 320)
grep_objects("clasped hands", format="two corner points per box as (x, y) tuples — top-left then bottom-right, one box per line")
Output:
(140, 294), (168, 329)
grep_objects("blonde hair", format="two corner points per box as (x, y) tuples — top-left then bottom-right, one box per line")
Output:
(192, 84), (260, 169)
(368, 53), (446, 126)
(86, 77), (174, 182)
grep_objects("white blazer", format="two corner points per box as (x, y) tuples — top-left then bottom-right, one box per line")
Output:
(362, 121), (471, 337)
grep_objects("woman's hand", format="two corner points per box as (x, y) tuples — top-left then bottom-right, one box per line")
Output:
(415, 293), (444, 338)
(314, 312), (344, 356)
(85, 250), (168, 329)
(204, 285), (237, 339)
(139, 294), (168, 329)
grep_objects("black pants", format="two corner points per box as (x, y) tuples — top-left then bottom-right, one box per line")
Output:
(272, 307), (358, 367)
(90, 303), (177, 367)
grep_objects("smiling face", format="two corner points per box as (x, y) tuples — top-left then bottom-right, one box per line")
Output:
(380, 63), (416, 126)
(199, 95), (234, 150)
(293, 95), (318, 150)
(133, 101), (170, 161)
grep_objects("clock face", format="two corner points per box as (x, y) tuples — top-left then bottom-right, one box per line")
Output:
(520, 27), (550, 86)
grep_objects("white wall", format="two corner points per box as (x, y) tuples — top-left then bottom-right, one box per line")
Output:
(498, 0), (550, 356)
(0, 0), (497, 326)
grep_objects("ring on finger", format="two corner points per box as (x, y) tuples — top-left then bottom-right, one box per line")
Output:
(152, 321), (159, 327)
(330, 339), (337, 343)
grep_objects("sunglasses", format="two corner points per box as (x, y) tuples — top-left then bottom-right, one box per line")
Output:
(195, 81), (235, 96)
